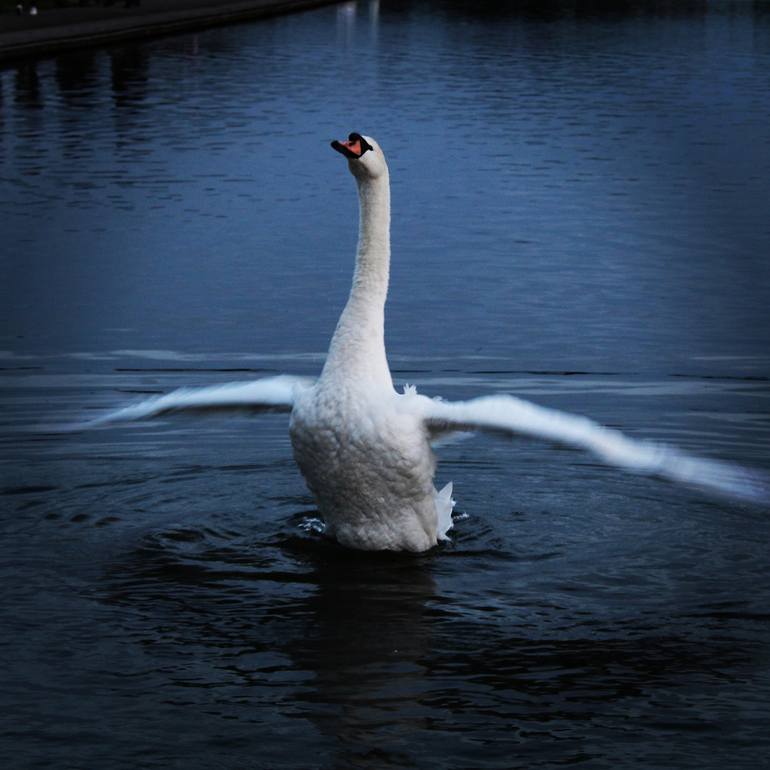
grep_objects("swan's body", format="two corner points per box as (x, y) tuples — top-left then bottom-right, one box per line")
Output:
(290, 384), (452, 551)
(91, 133), (770, 550)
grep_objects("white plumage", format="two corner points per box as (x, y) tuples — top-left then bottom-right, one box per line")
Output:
(92, 132), (769, 551)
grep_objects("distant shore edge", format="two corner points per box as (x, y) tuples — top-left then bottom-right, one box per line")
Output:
(0, 0), (339, 62)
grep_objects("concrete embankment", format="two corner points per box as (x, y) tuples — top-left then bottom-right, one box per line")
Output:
(0, 0), (338, 62)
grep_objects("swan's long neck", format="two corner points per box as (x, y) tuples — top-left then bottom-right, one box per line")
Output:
(322, 170), (392, 389)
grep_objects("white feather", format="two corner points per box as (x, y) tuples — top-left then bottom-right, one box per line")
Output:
(88, 375), (313, 426)
(421, 394), (770, 504)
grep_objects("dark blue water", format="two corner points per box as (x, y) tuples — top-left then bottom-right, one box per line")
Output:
(2, 2), (770, 768)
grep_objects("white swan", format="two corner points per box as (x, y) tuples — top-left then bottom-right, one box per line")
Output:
(92, 132), (769, 551)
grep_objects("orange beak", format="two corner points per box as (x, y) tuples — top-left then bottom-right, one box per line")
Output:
(331, 132), (372, 159)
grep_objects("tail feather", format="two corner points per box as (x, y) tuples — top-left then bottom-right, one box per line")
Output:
(435, 482), (455, 541)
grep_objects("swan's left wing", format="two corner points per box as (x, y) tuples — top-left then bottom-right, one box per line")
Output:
(88, 375), (314, 426)
(420, 393), (770, 504)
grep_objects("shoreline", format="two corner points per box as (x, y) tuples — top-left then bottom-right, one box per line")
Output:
(0, 0), (339, 62)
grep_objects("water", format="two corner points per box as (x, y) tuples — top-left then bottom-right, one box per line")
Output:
(2, 2), (770, 767)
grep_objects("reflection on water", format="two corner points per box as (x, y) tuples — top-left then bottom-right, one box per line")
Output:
(54, 50), (99, 99)
(109, 46), (149, 106)
(13, 60), (41, 108)
(84, 501), (766, 769)
(1, 1), (770, 768)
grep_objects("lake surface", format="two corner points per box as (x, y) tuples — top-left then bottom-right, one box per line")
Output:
(2, 1), (770, 767)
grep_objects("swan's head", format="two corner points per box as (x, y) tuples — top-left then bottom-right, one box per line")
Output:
(331, 132), (388, 180)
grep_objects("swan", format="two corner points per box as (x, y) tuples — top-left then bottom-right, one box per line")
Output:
(91, 132), (769, 551)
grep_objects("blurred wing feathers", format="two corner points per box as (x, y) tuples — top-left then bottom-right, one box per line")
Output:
(89, 375), (313, 425)
(422, 394), (769, 504)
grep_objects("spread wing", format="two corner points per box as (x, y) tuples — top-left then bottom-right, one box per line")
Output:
(421, 393), (770, 504)
(88, 375), (314, 426)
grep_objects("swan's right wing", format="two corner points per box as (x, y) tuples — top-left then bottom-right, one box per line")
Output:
(88, 375), (314, 426)
(420, 393), (770, 505)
